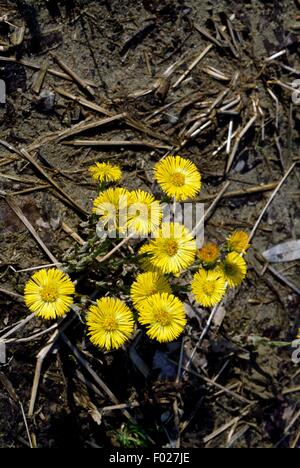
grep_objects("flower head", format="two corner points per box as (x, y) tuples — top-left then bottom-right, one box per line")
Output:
(131, 272), (171, 311)
(191, 269), (226, 308)
(138, 244), (162, 272)
(140, 222), (196, 274)
(138, 292), (187, 342)
(154, 155), (201, 201)
(92, 187), (130, 232)
(24, 268), (75, 320)
(227, 231), (250, 254)
(198, 242), (220, 266)
(89, 162), (122, 183)
(127, 190), (162, 236)
(219, 252), (247, 287)
(87, 297), (134, 350)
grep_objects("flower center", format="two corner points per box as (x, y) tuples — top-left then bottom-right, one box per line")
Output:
(165, 239), (178, 256)
(154, 309), (172, 326)
(224, 262), (238, 277)
(144, 287), (156, 298)
(202, 281), (215, 296)
(40, 283), (59, 302)
(199, 245), (219, 262)
(102, 316), (118, 332)
(170, 172), (185, 187)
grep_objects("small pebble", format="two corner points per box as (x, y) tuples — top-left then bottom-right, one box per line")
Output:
(37, 89), (55, 113)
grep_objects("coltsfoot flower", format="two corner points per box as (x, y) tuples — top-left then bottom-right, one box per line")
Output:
(219, 252), (247, 287)
(227, 231), (250, 254)
(139, 222), (197, 275)
(127, 190), (162, 236)
(92, 187), (131, 232)
(24, 268), (75, 320)
(130, 272), (171, 312)
(191, 269), (226, 308)
(198, 242), (220, 266)
(87, 297), (134, 350)
(154, 155), (201, 201)
(89, 162), (122, 183)
(138, 292), (187, 342)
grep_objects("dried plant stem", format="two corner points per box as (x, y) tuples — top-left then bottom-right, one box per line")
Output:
(172, 45), (213, 89)
(0, 56), (96, 86)
(28, 330), (60, 417)
(249, 163), (297, 242)
(173, 361), (252, 404)
(5, 324), (58, 344)
(265, 49), (287, 62)
(60, 332), (141, 428)
(212, 129), (239, 156)
(63, 139), (172, 150)
(55, 88), (174, 146)
(19, 401), (34, 449)
(0, 140), (88, 217)
(55, 87), (112, 116)
(28, 316), (75, 417)
(12, 185), (50, 196)
(50, 53), (96, 97)
(32, 61), (48, 94)
(0, 314), (34, 341)
(184, 301), (224, 377)
(203, 404), (255, 444)
(0, 288), (24, 300)
(56, 113), (126, 143)
(96, 234), (134, 263)
(267, 88), (279, 129)
(226, 114), (257, 173)
(226, 120), (234, 154)
(5, 196), (58, 264)
(61, 222), (86, 246)
(198, 181), (279, 202)
(192, 181), (231, 236)
(11, 263), (61, 273)
(194, 23), (224, 47)
(266, 265), (300, 297)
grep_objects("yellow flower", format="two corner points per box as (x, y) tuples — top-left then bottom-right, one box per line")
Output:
(89, 162), (122, 183)
(138, 292), (187, 342)
(154, 155), (201, 201)
(191, 269), (226, 308)
(140, 222), (197, 274)
(24, 268), (75, 320)
(138, 243), (161, 272)
(219, 252), (247, 287)
(227, 231), (250, 254)
(131, 272), (171, 311)
(92, 187), (130, 232)
(87, 297), (134, 350)
(127, 190), (162, 236)
(139, 243), (153, 256)
(198, 242), (220, 265)
(139, 255), (161, 273)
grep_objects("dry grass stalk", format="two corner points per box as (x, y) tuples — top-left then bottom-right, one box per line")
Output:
(0, 56), (96, 85)
(198, 182), (279, 202)
(5, 196), (58, 264)
(32, 61), (48, 94)
(50, 53), (96, 97)
(63, 139), (172, 150)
